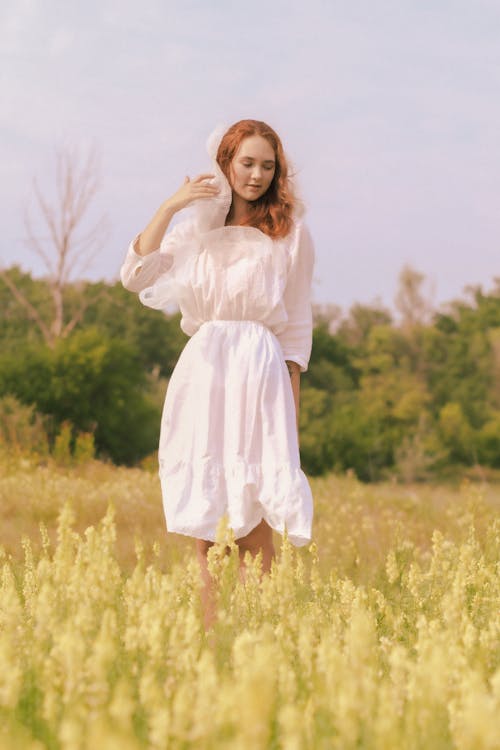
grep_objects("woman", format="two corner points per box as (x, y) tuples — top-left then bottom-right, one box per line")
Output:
(120, 119), (314, 622)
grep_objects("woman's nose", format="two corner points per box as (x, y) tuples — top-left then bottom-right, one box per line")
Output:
(251, 166), (262, 181)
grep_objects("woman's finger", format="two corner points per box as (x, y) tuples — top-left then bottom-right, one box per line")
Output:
(191, 183), (220, 192)
(192, 188), (220, 197)
(193, 173), (216, 183)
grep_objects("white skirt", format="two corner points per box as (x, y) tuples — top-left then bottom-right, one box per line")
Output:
(158, 320), (313, 546)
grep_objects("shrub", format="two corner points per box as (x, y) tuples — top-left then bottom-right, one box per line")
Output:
(0, 394), (49, 456)
(0, 328), (160, 464)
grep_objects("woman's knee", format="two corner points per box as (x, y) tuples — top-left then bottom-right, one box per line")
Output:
(195, 538), (214, 562)
(236, 518), (274, 554)
(195, 538), (233, 562)
(196, 521), (274, 561)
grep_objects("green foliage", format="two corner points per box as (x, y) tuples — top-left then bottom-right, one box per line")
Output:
(0, 267), (52, 347)
(298, 387), (333, 475)
(437, 403), (476, 465)
(337, 301), (393, 346)
(475, 412), (500, 468)
(1, 266), (500, 477)
(51, 421), (96, 465)
(0, 395), (49, 456)
(394, 414), (444, 482)
(299, 281), (500, 478)
(0, 328), (160, 464)
(52, 421), (73, 465)
(74, 431), (96, 463)
(81, 282), (188, 377)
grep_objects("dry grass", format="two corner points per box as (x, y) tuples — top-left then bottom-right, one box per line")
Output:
(0, 452), (499, 748)
(1, 452), (498, 584)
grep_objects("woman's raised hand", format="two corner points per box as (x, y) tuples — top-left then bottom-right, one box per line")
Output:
(136, 174), (221, 256)
(168, 174), (220, 212)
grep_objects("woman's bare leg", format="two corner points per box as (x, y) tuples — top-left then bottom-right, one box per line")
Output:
(196, 519), (275, 630)
(236, 518), (275, 580)
(195, 538), (217, 631)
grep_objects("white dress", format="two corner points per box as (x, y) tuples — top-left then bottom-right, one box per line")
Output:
(120, 130), (315, 546)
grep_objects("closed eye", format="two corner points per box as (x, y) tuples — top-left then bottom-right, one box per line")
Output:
(241, 159), (275, 169)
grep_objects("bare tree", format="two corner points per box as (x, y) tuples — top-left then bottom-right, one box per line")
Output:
(0, 145), (109, 348)
(312, 302), (343, 334)
(395, 264), (435, 328)
(394, 264), (436, 379)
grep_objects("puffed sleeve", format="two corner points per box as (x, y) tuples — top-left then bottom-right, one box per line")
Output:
(276, 221), (315, 372)
(120, 237), (166, 293)
(119, 220), (191, 295)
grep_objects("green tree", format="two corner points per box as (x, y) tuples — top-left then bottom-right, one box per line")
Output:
(299, 387), (334, 475)
(437, 402), (476, 465)
(0, 328), (159, 463)
(81, 281), (188, 377)
(476, 412), (500, 467)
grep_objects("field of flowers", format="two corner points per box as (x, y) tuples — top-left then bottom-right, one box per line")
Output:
(0, 453), (499, 749)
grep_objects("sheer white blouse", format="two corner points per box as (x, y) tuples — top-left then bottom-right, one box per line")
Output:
(120, 216), (314, 372)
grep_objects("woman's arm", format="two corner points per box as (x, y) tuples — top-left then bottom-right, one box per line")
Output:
(286, 360), (301, 430)
(137, 173), (220, 256)
(277, 223), (315, 436)
(275, 223), (315, 374)
(136, 200), (178, 256)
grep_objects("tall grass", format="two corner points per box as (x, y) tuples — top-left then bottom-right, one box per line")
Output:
(0, 454), (499, 748)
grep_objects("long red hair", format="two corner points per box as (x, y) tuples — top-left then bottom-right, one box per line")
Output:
(216, 119), (297, 239)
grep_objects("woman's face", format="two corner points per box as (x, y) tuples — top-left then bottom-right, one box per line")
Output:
(228, 135), (276, 202)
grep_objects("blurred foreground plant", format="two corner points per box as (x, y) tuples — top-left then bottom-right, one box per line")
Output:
(0, 489), (498, 749)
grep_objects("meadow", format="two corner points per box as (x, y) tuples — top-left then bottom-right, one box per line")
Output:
(0, 452), (499, 749)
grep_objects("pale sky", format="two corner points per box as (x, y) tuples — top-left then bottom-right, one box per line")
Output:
(1, 0), (499, 312)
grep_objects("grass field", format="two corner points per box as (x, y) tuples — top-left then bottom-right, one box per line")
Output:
(0, 452), (499, 749)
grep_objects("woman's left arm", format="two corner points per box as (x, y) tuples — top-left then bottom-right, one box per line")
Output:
(276, 222), (315, 432)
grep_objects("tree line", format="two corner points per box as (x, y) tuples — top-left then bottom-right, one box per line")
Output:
(1, 264), (499, 479)
(1, 146), (498, 479)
